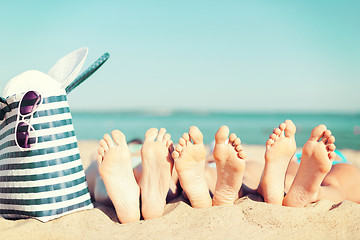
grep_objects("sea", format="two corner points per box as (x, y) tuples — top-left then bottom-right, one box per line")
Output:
(71, 112), (360, 150)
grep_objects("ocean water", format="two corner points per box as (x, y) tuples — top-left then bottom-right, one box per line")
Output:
(71, 112), (360, 150)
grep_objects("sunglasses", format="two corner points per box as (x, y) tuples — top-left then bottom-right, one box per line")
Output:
(14, 91), (42, 150)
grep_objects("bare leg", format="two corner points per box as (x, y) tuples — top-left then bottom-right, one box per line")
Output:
(205, 166), (217, 194)
(166, 168), (181, 202)
(318, 163), (360, 203)
(172, 126), (212, 208)
(258, 120), (297, 205)
(212, 126), (246, 206)
(140, 128), (174, 219)
(284, 159), (300, 194)
(283, 125), (336, 207)
(242, 160), (264, 194)
(97, 130), (140, 223)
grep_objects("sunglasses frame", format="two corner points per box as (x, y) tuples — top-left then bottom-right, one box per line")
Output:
(14, 91), (42, 151)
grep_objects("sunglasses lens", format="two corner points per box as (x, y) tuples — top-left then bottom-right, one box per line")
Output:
(16, 122), (37, 149)
(20, 91), (41, 115)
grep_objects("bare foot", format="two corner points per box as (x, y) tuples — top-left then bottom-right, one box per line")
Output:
(172, 126), (212, 208)
(140, 128), (174, 219)
(283, 125), (336, 207)
(258, 119), (297, 205)
(212, 126), (246, 206)
(97, 130), (140, 223)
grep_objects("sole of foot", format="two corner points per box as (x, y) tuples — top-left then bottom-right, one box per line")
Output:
(212, 125), (246, 206)
(140, 128), (174, 219)
(283, 124), (336, 207)
(172, 126), (212, 208)
(258, 119), (297, 205)
(97, 130), (140, 223)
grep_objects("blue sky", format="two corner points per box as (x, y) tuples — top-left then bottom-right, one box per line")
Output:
(0, 0), (359, 112)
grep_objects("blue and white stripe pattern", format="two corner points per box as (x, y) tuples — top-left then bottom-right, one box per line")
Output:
(0, 89), (93, 222)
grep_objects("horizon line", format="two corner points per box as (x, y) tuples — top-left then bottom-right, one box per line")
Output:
(70, 109), (360, 115)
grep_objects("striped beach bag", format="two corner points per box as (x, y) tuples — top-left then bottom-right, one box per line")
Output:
(0, 48), (109, 222)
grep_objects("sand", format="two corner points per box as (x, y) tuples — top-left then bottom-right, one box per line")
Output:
(1, 140), (359, 240)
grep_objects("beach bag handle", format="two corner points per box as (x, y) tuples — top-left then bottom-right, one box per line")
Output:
(65, 52), (109, 94)
(48, 47), (110, 94)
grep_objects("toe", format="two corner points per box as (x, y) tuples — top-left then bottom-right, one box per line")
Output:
(145, 128), (158, 142)
(327, 143), (336, 152)
(98, 146), (105, 156)
(324, 129), (332, 138)
(273, 128), (281, 136)
(175, 144), (183, 153)
(179, 137), (187, 146)
(329, 151), (336, 160)
(163, 133), (171, 143)
(235, 144), (243, 152)
(238, 150), (247, 159)
(100, 139), (109, 152)
(233, 138), (241, 147)
(104, 133), (115, 148)
(172, 151), (180, 159)
(327, 135), (335, 144)
(229, 133), (237, 145)
(270, 133), (278, 141)
(215, 126), (229, 144)
(266, 139), (274, 148)
(189, 126), (203, 144)
(97, 155), (103, 165)
(279, 122), (286, 131)
(284, 119), (296, 138)
(309, 124), (327, 142)
(111, 130), (126, 146)
(156, 128), (166, 141)
(182, 133), (190, 142)
(321, 130), (332, 143)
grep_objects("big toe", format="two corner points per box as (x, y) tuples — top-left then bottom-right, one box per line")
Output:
(284, 119), (296, 138)
(309, 124), (327, 142)
(215, 125), (230, 144)
(111, 130), (127, 146)
(145, 128), (159, 142)
(189, 126), (203, 144)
